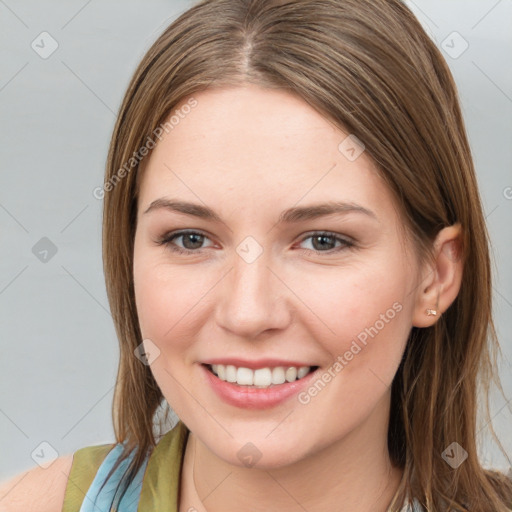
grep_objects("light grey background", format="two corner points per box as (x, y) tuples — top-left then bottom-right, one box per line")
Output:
(1, 0), (511, 480)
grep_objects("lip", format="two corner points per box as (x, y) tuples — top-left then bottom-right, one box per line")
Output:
(201, 358), (315, 370)
(200, 363), (319, 410)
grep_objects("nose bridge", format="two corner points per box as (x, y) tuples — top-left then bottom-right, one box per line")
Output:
(215, 244), (289, 337)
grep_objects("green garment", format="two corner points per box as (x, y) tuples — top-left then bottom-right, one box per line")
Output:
(62, 421), (189, 511)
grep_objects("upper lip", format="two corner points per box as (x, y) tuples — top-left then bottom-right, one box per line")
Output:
(201, 358), (316, 370)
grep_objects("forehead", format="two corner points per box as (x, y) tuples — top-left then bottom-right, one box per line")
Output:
(137, 85), (396, 223)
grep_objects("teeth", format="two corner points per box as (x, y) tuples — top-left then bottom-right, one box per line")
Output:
(285, 367), (297, 382)
(272, 367), (286, 384)
(254, 368), (272, 386)
(297, 366), (310, 379)
(209, 364), (313, 387)
(237, 367), (254, 385)
(226, 365), (237, 383)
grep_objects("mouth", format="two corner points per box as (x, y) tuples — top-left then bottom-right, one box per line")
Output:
(203, 363), (319, 389)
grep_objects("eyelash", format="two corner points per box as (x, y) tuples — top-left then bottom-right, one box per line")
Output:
(155, 230), (355, 256)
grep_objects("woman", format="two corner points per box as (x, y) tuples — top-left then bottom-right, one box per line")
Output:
(2, 0), (511, 510)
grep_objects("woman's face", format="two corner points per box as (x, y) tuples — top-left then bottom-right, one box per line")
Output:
(133, 84), (422, 468)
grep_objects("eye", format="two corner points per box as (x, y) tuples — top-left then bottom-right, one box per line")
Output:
(297, 231), (354, 254)
(155, 230), (354, 256)
(156, 230), (214, 255)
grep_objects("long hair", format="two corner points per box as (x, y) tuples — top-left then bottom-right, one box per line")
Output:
(98, 0), (512, 509)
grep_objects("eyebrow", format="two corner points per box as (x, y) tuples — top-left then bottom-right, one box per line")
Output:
(143, 198), (378, 223)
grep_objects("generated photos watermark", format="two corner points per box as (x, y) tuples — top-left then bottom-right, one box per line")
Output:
(93, 97), (198, 200)
(298, 301), (403, 405)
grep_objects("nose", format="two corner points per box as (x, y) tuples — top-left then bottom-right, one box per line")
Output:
(214, 250), (291, 340)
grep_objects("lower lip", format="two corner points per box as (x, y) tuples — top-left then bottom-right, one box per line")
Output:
(200, 364), (318, 410)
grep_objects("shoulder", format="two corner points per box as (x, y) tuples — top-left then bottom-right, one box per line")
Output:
(0, 442), (115, 512)
(0, 453), (74, 512)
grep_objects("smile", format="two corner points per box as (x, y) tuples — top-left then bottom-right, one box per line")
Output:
(207, 364), (316, 388)
(201, 362), (320, 409)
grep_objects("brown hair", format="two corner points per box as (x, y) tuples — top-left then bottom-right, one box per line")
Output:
(98, 0), (512, 510)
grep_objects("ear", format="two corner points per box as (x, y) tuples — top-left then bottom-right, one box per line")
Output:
(412, 223), (463, 328)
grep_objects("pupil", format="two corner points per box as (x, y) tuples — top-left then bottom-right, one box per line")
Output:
(313, 235), (334, 251)
(184, 233), (203, 249)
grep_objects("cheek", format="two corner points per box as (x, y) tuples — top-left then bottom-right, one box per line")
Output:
(290, 269), (412, 434)
(135, 252), (413, 357)
(133, 250), (216, 353)
(133, 250), (197, 340)
(294, 260), (412, 381)
(133, 252), (208, 408)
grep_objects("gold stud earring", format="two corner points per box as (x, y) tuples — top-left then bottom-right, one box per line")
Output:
(426, 309), (437, 316)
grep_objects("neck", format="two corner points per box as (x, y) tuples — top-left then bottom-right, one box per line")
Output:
(179, 401), (403, 512)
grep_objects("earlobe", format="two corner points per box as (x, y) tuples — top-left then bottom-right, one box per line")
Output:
(412, 223), (463, 328)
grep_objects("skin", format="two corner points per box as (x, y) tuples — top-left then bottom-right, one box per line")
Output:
(133, 84), (463, 512)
